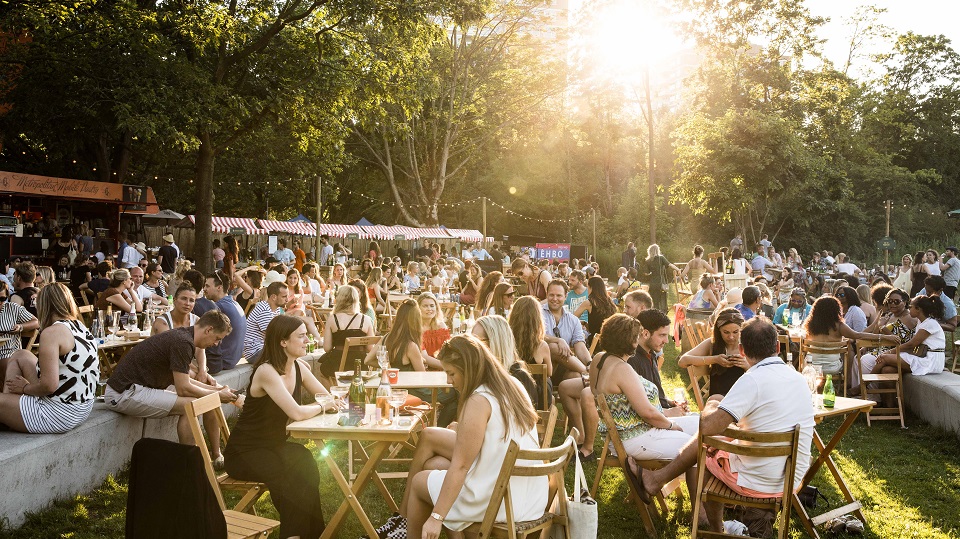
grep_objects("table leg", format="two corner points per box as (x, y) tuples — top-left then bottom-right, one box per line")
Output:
(354, 440), (399, 512)
(431, 388), (439, 426)
(804, 410), (860, 485)
(321, 441), (395, 539)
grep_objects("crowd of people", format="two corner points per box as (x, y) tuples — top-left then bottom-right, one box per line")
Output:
(5, 228), (958, 538)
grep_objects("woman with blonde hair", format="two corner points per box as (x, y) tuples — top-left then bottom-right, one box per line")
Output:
(1, 283), (98, 433)
(95, 268), (143, 313)
(316, 285), (374, 384)
(472, 315), (539, 409)
(417, 292), (450, 358)
(374, 335), (546, 539)
(329, 263), (348, 287)
(35, 266), (56, 289)
(169, 258), (193, 292)
(365, 267), (388, 313)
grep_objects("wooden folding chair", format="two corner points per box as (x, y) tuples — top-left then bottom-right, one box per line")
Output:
(799, 340), (849, 397)
(184, 393), (269, 514)
(78, 304), (95, 327)
(184, 395), (279, 538)
(537, 404), (559, 449)
(338, 335), (383, 372)
(856, 341), (905, 428)
(463, 431), (577, 539)
(691, 424), (801, 539)
(526, 362), (551, 412)
(686, 364), (711, 410)
(592, 395), (682, 538)
(675, 276), (694, 304)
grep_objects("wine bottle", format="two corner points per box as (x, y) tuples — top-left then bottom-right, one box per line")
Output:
(348, 359), (367, 421)
(451, 306), (461, 335)
(376, 369), (392, 424)
(822, 374), (835, 409)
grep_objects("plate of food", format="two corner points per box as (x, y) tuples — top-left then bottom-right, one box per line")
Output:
(335, 371), (381, 385)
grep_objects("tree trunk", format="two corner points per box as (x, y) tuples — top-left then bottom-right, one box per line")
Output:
(194, 131), (215, 272)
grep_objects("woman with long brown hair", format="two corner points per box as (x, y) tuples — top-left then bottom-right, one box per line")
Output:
(473, 271), (502, 316)
(486, 282), (515, 317)
(225, 315), (336, 539)
(678, 308), (750, 396)
(572, 275), (617, 350)
(374, 335), (546, 539)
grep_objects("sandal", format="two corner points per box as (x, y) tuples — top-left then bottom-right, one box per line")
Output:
(577, 450), (597, 463)
(623, 461), (652, 504)
(845, 517), (864, 534)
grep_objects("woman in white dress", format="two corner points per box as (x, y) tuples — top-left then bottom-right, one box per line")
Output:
(375, 335), (547, 539)
(869, 294), (945, 376)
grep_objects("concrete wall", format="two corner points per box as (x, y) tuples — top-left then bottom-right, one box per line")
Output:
(903, 371), (960, 438)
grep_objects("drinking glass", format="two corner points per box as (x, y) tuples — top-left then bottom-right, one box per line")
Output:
(377, 346), (389, 371)
(315, 393), (335, 412)
(330, 386), (348, 417)
(388, 389), (408, 426)
(108, 312), (120, 341)
(791, 313), (800, 328)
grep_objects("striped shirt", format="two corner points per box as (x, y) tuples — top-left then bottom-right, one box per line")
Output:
(243, 301), (281, 358)
(0, 303), (36, 358)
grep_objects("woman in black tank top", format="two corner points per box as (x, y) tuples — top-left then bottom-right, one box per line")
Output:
(316, 285), (375, 382)
(225, 315), (336, 539)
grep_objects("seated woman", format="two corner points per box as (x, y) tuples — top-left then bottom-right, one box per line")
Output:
(329, 263), (348, 288)
(365, 267), (388, 314)
(349, 278), (377, 327)
(857, 284), (877, 326)
(573, 275), (618, 349)
(315, 286), (375, 385)
(233, 266), (264, 314)
(36, 266), (56, 289)
(379, 300), (442, 373)
(375, 335), (546, 539)
(426, 265), (446, 294)
(773, 287), (811, 326)
(804, 296), (898, 376)
(688, 274), (720, 311)
(152, 284), (199, 334)
(509, 295), (553, 395)
(775, 268), (794, 305)
(1, 283), (98, 433)
(95, 269), (143, 314)
(679, 308), (749, 396)
(590, 314), (698, 500)
(403, 262), (421, 292)
(862, 295), (945, 384)
(458, 262), (482, 306)
(485, 283), (515, 318)
(384, 264), (403, 292)
(225, 315), (336, 539)
(836, 286), (868, 332)
(417, 293), (451, 358)
(359, 258), (373, 282)
(474, 271), (503, 316)
(730, 248), (749, 275)
(284, 269), (322, 341)
(472, 315), (539, 409)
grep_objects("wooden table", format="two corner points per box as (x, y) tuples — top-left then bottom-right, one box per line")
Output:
(97, 332), (149, 376)
(334, 371), (452, 423)
(287, 412), (422, 539)
(795, 396), (875, 538)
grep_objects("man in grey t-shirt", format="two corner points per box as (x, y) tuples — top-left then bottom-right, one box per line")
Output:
(940, 247), (960, 300)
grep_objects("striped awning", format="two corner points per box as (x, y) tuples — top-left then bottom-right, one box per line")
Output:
(444, 228), (485, 242)
(185, 216), (266, 234)
(396, 226), (452, 240)
(257, 219), (316, 236)
(360, 225), (408, 240)
(316, 223), (368, 239)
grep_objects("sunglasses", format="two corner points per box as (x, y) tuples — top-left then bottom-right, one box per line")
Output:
(885, 298), (903, 305)
(836, 293), (845, 298)
(0, 295), (7, 303)
(505, 291), (515, 297)
(552, 327), (562, 339)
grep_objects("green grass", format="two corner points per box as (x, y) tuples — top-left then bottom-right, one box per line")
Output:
(3, 342), (960, 538)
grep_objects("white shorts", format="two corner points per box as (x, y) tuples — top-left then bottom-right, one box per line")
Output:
(622, 414), (698, 461)
(104, 384), (178, 419)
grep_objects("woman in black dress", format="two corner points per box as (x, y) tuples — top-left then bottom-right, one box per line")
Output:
(225, 315), (337, 539)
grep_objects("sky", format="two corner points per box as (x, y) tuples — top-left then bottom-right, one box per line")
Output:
(806, 0), (960, 71)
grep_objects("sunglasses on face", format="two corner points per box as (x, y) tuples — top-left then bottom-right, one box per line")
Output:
(505, 290), (515, 297)
(885, 299), (903, 305)
(0, 295), (7, 302)
(836, 293), (845, 298)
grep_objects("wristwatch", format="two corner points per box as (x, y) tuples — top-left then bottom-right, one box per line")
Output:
(430, 512), (444, 522)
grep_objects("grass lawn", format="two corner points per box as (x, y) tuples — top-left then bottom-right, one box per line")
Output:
(3, 341), (960, 538)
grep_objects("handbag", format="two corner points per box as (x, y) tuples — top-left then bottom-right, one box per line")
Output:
(912, 344), (929, 357)
(798, 485), (829, 509)
(659, 257), (670, 292)
(550, 448), (597, 539)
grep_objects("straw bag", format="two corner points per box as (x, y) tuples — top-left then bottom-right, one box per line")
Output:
(550, 450), (597, 539)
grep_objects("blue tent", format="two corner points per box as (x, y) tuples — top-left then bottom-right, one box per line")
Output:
(288, 214), (313, 223)
(355, 217), (375, 227)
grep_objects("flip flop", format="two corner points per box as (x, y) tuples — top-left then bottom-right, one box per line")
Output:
(624, 461), (652, 504)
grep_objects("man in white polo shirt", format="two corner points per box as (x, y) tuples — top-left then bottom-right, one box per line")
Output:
(638, 317), (814, 532)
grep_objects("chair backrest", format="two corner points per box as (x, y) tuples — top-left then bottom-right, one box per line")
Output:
(24, 329), (39, 351)
(471, 431), (577, 538)
(588, 335), (600, 357)
(798, 339), (847, 372)
(686, 364), (710, 410)
(78, 305), (95, 326)
(683, 318), (709, 351)
(184, 393), (231, 511)
(537, 404), (559, 449)
(698, 423), (801, 501)
(855, 339), (902, 383)
(339, 335), (383, 371)
(526, 362), (550, 412)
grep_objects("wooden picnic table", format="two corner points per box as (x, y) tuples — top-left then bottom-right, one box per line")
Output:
(794, 396), (875, 538)
(97, 331), (149, 377)
(333, 370), (451, 422)
(287, 412), (422, 539)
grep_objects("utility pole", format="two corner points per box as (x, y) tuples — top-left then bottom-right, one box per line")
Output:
(315, 175), (322, 237)
(644, 63), (656, 244)
(591, 208), (597, 259)
(482, 196), (487, 241)
(885, 199), (891, 270)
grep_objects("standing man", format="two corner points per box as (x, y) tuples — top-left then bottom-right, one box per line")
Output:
(639, 318), (815, 533)
(203, 271), (247, 374)
(622, 241), (637, 271)
(157, 234), (179, 275)
(730, 234), (743, 253)
(319, 235), (334, 266)
(292, 240), (306, 272)
(564, 270), (589, 324)
(243, 281), (288, 361)
(758, 234), (771, 257)
(104, 311), (237, 462)
(489, 244), (505, 265)
(116, 233), (132, 269)
(273, 239), (295, 266)
(939, 247), (960, 299)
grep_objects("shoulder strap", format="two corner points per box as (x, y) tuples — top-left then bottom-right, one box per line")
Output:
(348, 313), (361, 329)
(333, 313), (344, 331)
(595, 352), (613, 375)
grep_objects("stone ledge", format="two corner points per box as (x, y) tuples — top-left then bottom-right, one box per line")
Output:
(903, 371), (960, 437)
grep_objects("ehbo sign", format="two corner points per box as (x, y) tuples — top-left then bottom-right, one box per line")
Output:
(535, 243), (571, 262)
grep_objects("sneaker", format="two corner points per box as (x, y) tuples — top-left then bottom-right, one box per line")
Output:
(723, 520), (749, 535)
(845, 517), (865, 534)
(368, 512), (405, 539)
(385, 520), (407, 539)
(212, 455), (224, 472)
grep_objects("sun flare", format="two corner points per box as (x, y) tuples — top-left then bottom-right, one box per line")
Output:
(582, 1), (684, 83)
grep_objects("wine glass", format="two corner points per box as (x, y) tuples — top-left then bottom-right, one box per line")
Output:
(801, 365), (817, 395)
(388, 389), (408, 426)
(330, 386), (348, 416)
(315, 393), (335, 413)
(108, 312), (120, 341)
(377, 346), (389, 372)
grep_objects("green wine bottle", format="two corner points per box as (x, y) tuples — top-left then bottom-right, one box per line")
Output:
(822, 374), (835, 409)
(348, 359), (366, 420)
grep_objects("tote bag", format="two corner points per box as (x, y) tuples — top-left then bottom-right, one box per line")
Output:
(550, 451), (597, 539)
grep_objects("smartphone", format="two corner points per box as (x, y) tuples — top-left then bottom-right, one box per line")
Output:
(338, 415), (362, 427)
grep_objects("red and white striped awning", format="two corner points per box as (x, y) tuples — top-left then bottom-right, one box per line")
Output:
(360, 224), (407, 240)
(257, 220), (316, 236)
(185, 216), (266, 234)
(444, 228), (485, 242)
(316, 223), (368, 239)
(397, 226), (452, 240)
